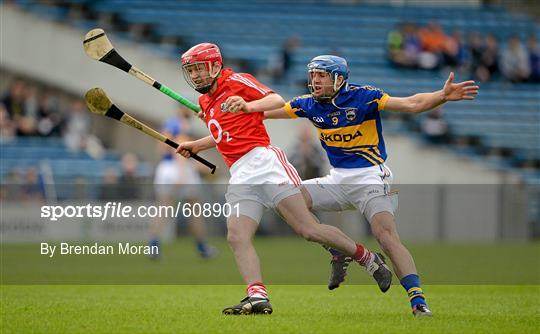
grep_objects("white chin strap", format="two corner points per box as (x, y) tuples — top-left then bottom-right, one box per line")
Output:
(333, 73), (340, 92)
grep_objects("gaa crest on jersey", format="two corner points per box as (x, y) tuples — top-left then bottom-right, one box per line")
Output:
(345, 108), (357, 121)
(220, 103), (228, 113)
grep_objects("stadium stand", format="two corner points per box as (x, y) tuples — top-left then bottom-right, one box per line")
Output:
(11, 0), (539, 183)
(0, 136), (152, 200)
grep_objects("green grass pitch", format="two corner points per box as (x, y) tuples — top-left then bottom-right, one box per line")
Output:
(1, 238), (539, 333)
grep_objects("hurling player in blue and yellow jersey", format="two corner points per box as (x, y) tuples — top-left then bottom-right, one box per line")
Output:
(226, 55), (478, 317)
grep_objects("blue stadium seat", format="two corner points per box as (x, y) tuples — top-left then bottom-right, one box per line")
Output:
(0, 138), (152, 186)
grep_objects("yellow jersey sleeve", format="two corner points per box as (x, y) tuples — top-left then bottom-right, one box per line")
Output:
(378, 93), (390, 111)
(283, 102), (299, 118)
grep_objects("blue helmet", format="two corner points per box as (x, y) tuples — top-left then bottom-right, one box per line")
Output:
(308, 55), (349, 80)
(307, 55), (349, 101)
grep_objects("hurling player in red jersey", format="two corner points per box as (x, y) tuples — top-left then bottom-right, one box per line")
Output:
(176, 43), (392, 315)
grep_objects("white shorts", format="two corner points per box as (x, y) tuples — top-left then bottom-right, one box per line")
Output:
(225, 146), (301, 223)
(154, 159), (202, 199)
(303, 164), (398, 222)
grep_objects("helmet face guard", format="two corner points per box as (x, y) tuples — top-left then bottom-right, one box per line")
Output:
(182, 61), (220, 94)
(181, 43), (223, 94)
(307, 70), (344, 102)
(307, 55), (349, 102)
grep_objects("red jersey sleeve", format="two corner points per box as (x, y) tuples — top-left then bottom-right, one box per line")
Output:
(228, 73), (274, 101)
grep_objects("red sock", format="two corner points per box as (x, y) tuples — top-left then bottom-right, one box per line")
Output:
(352, 243), (374, 266)
(247, 282), (268, 299)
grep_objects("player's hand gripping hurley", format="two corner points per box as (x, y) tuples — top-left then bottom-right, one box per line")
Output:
(84, 88), (216, 174)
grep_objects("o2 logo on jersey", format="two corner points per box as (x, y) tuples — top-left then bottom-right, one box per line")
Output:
(345, 108), (357, 121)
(208, 119), (232, 143)
(209, 108), (215, 117)
(312, 116), (324, 123)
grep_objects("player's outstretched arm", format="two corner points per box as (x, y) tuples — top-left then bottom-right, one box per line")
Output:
(263, 108), (292, 119)
(225, 93), (285, 113)
(176, 135), (216, 158)
(383, 72), (479, 113)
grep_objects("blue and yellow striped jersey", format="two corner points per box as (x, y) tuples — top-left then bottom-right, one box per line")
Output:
(283, 84), (390, 168)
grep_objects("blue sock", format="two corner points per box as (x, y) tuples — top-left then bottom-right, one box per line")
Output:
(196, 240), (208, 254)
(148, 238), (160, 257)
(400, 274), (427, 308)
(149, 238), (160, 249)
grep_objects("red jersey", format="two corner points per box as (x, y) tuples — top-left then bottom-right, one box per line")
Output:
(199, 68), (273, 167)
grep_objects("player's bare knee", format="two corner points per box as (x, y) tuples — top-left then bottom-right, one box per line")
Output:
(296, 228), (314, 241)
(370, 213), (398, 242)
(226, 222), (249, 248)
(374, 229), (402, 255)
(226, 229), (250, 250)
(370, 211), (395, 230)
(226, 230), (240, 247)
(377, 233), (397, 253)
(372, 221), (392, 237)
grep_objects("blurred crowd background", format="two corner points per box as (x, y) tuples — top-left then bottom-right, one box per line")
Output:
(387, 21), (539, 83)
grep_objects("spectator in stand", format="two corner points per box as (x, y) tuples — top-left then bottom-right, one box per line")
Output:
(99, 167), (120, 201)
(0, 103), (16, 140)
(2, 79), (37, 136)
(63, 98), (104, 158)
(2, 79), (27, 120)
(527, 35), (540, 83)
(469, 33), (499, 82)
(417, 21), (448, 70)
(443, 30), (467, 69)
(118, 152), (141, 200)
(16, 115), (37, 137)
(420, 107), (448, 145)
(387, 22), (421, 68)
(21, 167), (45, 202)
(481, 34), (500, 79)
(468, 32), (484, 78)
(501, 35), (530, 83)
(36, 91), (63, 137)
(63, 98), (90, 152)
(387, 24), (402, 55)
(270, 36), (302, 83)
